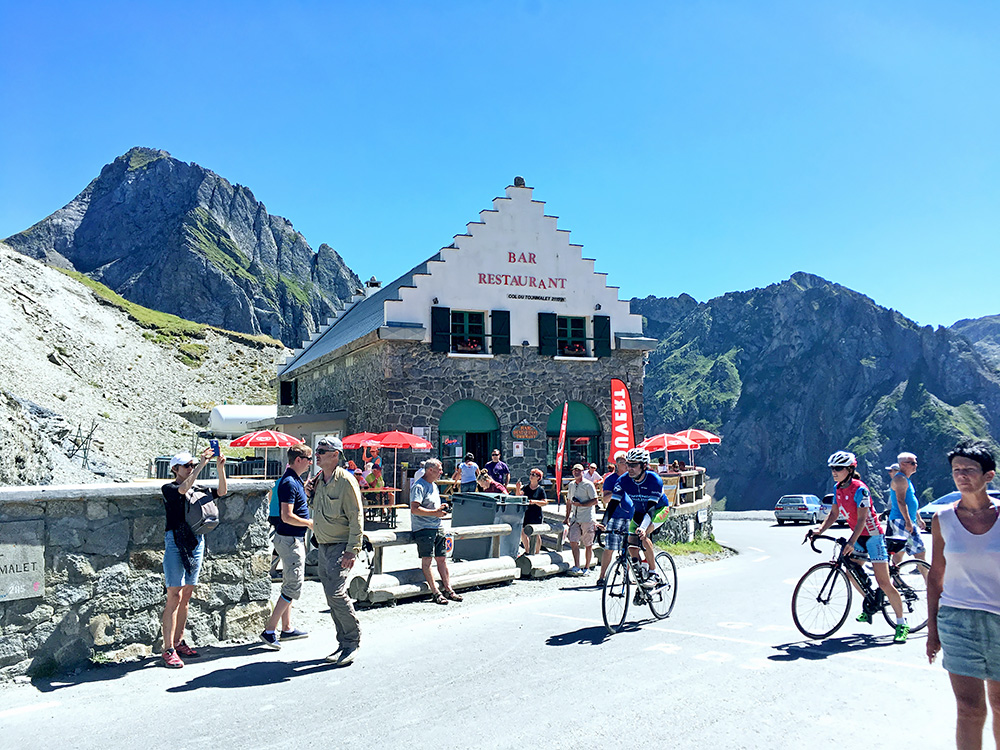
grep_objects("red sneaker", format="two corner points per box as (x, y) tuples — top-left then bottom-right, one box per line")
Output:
(162, 648), (184, 669)
(174, 640), (199, 658)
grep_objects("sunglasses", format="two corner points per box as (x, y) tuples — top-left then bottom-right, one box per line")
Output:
(626, 462), (642, 468)
(315, 449), (332, 455)
(182, 462), (195, 469)
(830, 466), (848, 472)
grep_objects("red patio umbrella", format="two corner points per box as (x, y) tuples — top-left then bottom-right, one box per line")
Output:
(637, 433), (700, 470)
(637, 433), (700, 453)
(370, 430), (433, 487)
(674, 428), (722, 445)
(342, 432), (380, 449)
(228, 430), (303, 479)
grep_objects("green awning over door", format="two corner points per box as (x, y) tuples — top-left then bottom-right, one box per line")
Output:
(546, 401), (601, 436)
(439, 399), (500, 433)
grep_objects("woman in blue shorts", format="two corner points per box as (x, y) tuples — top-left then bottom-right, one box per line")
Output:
(927, 440), (1000, 748)
(159, 447), (227, 668)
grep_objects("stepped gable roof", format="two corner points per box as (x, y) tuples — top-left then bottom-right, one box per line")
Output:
(279, 254), (440, 376)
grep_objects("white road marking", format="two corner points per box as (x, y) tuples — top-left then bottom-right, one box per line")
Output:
(0, 701), (60, 718)
(538, 613), (937, 671)
(717, 622), (753, 629)
(747, 546), (764, 553)
(753, 555), (771, 563)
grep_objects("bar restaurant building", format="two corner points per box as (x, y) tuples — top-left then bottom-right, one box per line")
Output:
(275, 179), (655, 480)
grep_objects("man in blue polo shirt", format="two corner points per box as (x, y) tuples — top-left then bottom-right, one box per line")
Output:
(596, 452), (628, 585)
(261, 443), (314, 649)
(597, 448), (669, 588)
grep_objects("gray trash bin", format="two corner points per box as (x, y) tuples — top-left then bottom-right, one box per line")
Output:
(449, 492), (528, 560)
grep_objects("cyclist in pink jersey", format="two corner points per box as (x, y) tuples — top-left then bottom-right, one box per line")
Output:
(807, 450), (909, 643)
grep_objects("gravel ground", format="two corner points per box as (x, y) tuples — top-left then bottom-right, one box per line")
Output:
(264, 509), (735, 639)
(0, 242), (286, 485)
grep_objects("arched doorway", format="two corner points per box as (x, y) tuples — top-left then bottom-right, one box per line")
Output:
(439, 399), (501, 475)
(546, 402), (601, 475)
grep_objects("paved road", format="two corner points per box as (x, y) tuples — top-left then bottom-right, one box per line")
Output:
(1, 520), (954, 749)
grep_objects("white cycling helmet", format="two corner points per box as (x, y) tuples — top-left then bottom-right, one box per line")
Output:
(624, 447), (651, 464)
(827, 450), (857, 468)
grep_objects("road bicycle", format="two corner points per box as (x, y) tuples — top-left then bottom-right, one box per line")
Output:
(791, 533), (930, 640)
(598, 529), (677, 634)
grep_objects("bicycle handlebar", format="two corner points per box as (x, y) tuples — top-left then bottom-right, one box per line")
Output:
(802, 532), (848, 555)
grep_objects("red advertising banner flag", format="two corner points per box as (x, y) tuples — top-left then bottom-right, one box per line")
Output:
(609, 378), (635, 466)
(554, 401), (569, 503)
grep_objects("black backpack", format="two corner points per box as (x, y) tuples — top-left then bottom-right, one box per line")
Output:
(185, 488), (220, 534)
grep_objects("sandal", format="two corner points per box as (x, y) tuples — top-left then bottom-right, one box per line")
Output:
(431, 592), (449, 605)
(443, 589), (463, 602)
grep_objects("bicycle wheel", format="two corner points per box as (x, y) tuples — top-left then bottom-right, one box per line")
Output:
(647, 551), (678, 619)
(602, 558), (631, 634)
(881, 559), (930, 632)
(792, 562), (853, 639)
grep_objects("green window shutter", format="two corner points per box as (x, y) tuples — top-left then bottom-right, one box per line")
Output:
(431, 306), (451, 352)
(593, 315), (611, 357)
(538, 312), (557, 356)
(491, 310), (510, 354)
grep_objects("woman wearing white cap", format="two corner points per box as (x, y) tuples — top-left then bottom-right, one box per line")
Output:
(160, 447), (227, 668)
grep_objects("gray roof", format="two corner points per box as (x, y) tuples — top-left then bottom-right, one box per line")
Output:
(280, 254), (440, 377)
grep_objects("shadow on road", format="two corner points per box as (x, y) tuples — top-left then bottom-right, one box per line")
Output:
(545, 622), (650, 646)
(769, 632), (910, 661)
(166, 658), (342, 692)
(31, 642), (271, 693)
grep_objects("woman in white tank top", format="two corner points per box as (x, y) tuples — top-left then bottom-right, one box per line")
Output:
(927, 440), (1000, 749)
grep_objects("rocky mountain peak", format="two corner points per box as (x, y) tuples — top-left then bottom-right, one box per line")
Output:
(635, 274), (1000, 510)
(4, 147), (361, 347)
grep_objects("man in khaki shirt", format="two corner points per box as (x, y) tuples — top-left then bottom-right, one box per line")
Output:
(306, 436), (363, 665)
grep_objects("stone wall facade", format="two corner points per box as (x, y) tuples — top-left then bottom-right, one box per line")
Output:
(0, 480), (272, 679)
(286, 338), (646, 480)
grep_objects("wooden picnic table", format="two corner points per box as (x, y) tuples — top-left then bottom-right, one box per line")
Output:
(360, 487), (404, 527)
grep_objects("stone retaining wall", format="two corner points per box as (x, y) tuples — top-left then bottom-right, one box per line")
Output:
(0, 480), (273, 679)
(657, 498), (713, 543)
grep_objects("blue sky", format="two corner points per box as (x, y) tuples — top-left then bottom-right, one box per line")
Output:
(1, 1), (997, 327)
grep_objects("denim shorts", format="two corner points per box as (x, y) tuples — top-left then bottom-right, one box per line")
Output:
(853, 534), (889, 563)
(938, 605), (1000, 681)
(163, 531), (204, 588)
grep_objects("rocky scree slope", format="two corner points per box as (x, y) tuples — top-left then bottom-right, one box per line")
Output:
(4, 147), (361, 348)
(633, 272), (1000, 510)
(0, 241), (286, 486)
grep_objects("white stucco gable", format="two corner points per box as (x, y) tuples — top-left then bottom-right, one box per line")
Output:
(385, 182), (644, 346)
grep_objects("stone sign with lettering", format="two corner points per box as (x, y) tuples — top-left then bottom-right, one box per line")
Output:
(0, 520), (44, 601)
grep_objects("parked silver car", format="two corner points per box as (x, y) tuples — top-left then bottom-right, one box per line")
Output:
(774, 494), (826, 525)
(917, 489), (1000, 526)
(821, 493), (848, 527)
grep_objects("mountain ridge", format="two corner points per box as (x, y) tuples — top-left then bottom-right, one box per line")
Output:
(634, 273), (1000, 510)
(4, 147), (360, 348)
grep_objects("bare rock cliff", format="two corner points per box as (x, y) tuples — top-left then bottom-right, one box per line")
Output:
(4, 147), (360, 348)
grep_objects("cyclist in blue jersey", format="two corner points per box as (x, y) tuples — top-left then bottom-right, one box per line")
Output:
(807, 450), (909, 643)
(596, 447), (670, 588)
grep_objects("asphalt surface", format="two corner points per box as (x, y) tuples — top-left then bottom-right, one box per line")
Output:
(0, 519), (956, 749)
